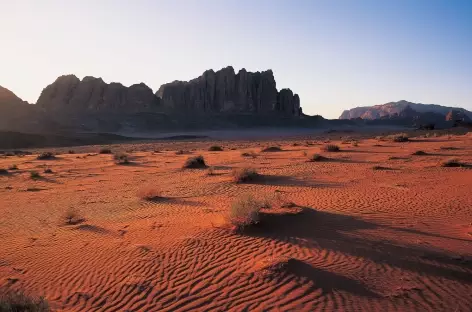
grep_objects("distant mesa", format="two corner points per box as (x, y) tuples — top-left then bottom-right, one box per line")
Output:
(339, 100), (472, 121)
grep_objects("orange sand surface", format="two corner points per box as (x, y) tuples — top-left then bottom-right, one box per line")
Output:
(1, 135), (472, 311)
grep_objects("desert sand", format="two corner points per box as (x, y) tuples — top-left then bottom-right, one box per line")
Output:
(1, 134), (471, 311)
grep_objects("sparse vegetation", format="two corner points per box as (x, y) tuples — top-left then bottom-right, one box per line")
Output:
(440, 146), (459, 150)
(43, 168), (53, 174)
(322, 144), (340, 152)
(441, 158), (463, 167)
(175, 150), (187, 155)
(241, 151), (257, 158)
(208, 145), (223, 151)
(30, 171), (41, 179)
(261, 146), (282, 152)
(68, 150), (75, 154)
(99, 148), (112, 154)
(389, 133), (409, 142)
(183, 155), (207, 169)
(137, 187), (163, 201)
(63, 208), (85, 225)
(8, 164), (18, 170)
(36, 152), (55, 160)
(232, 167), (259, 183)
(412, 150), (428, 156)
(373, 165), (391, 170)
(0, 291), (50, 312)
(309, 154), (328, 162)
(0, 169), (8, 175)
(114, 153), (130, 165)
(229, 194), (264, 230)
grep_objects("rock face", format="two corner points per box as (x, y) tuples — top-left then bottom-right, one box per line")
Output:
(340, 100), (472, 120)
(446, 109), (471, 122)
(156, 66), (301, 116)
(37, 75), (161, 113)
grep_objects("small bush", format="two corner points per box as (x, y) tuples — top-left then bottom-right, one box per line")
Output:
(389, 133), (409, 142)
(229, 194), (263, 230)
(309, 154), (328, 162)
(232, 167), (259, 183)
(0, 291), (50, 312)
(43, 168), (53, 174)
(5, 152), (15, 157)
(36, 152), (55, 160)
(261, 146), (282, 152)
(114, 153), (130, 165)
(99, 148), (112, 154)
(322, 144), (340, 152)
(208, 145), (223, 151)
(137, 187), (163, 201)
(30, 171), (41, 179)
(241, 151), (257, 158)
(63, 208), (85, 225)
(412, 150), (428, 156)
(373, 165), (391, 170)
(8, 164), (18, 170)
(68, 150), (75, 154)
(441, 159), (463, 167)
(207, 166), (216, 176)
(175, 150), (187, 155)
(183, 155), (207, 168)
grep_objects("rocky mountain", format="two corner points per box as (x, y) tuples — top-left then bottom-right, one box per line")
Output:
(36, 75), (161, 113)
(157, 66), (301, 116)
(340, 100), (472, 120)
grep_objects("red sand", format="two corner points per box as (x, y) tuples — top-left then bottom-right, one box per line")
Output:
(1, 135), (471, 311)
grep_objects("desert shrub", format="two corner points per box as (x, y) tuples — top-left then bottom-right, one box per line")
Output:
(229, 194), (263, 230)
(439, 146), (459, 150)
(5, 152), (15, 157)
(113, 153), (130, 165)
(412, 150), (428, 156)
(0, 169), (8, 175)
(30, 171), (41, 179)
(36, 152), (55, 160)
(208, 145), (223, 151)
(372, 165), (391, 170)
(309, 154), (328, 162)
(63, 208), (85, 225)
(441, 159), (463, 167)
(183, 155), (207, 169)
(261, 146), (282, 152)
(175, 150), (190, 155)
(322, 144), (340, 152)
(137, 187), (162, 201)
(0, 291), (50, 312)
(241, 151), (257, 158)
(207, 166), (216, 176)
(68, 150), (75, 154)
(352, 141), (359, 147)
(389, 133), (409, 142)
(43, 168), (53, 174)
(232, 167), (259, 183)
(8, 164), (18, 170)
(99, 148), (112, 154)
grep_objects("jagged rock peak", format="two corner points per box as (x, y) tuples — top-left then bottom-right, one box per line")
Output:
(157, 66), (300, 116)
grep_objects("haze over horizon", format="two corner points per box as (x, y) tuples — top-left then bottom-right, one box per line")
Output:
(1, 0), (471, 119)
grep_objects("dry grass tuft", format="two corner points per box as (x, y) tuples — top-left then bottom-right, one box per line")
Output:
(208, 145), (223, 151)
(322, 144), (340, 152)
(412, 150), (428, 156)
(229, 194), (264, 230)
(36, 152), (55, 160)
(241, 151), (257, 158)
(388, 133), (409, 142)
(441, 158), (463, 167)
(114, 153), (130, 165)
(30, 171), (41, 179)
(99, 148), (112, 154)
(232, 167), (259, 183)
(43, 168), (53, 174)
(261, 146), (282, 152)
(8, 164), (18, 170)
(0, 290), (50, 312)
(137, 187), (163, 201)
(309, 154), (328, 162)
(63, 208), (85, 225)
(183, 155), (207, 169)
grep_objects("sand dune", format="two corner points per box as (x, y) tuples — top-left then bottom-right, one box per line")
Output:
(1, 134), (472, 311)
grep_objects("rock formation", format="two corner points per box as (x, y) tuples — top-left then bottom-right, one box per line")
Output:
(445, 109), (471, 122)
(156, 66), (301, 116)
(340, 100), (472, 120)
(36, 75), (161, 113)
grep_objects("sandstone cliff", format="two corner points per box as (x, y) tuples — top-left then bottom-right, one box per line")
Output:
(156, 66), (301, 116)
(36, 75), (161, 113)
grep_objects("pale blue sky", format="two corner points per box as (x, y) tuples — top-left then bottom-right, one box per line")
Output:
(1, 0), (471, 118)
